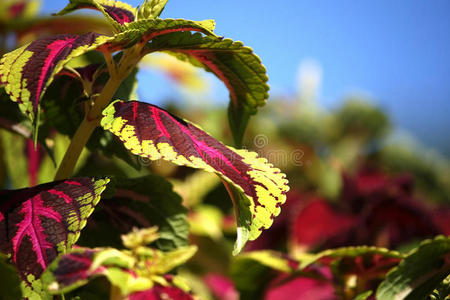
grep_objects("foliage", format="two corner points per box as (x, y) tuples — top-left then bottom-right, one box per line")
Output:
(0, 0), (448, 299)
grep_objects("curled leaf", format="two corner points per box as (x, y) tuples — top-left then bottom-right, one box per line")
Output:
(101, 100), (289, 252)
(56, 0), (136, 27)
(106, 18), (216, 51)
(137, 0), (169, 20)
(145, 32), (269, 145)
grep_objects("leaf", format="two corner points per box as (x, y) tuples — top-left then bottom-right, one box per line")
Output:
(0, 33), (111, 125)
(43, 244), (197, 296)
(230, 250), (311, 300)
(232, 248), (402, 300)
(137, 0), (169, 19)
(129, 285), (194, 300)
(43, 247), (143, 295)
(101, 100), (289, 253)
(0, 177), (109, 283)
(0, 0), (40, 22)
(145, 32), (269, 146)
(291, 199), (357, 250)
(234, 250), (300, 274)
(0, 253), (22, 299)
(299, 245), (403, 270)
(107, 18), (216, 50)
(430, 276), (450, 300)
(79, 175), (189, 251)
(0, 129), (29, 188)
(354, 290), (373, 300)
(56, 0), (137, 27)
(376, 236), (450, 300)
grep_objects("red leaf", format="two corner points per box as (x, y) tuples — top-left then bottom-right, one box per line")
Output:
(204, 273), (238, 300)
(101, 101), (289, 242)
(49, 248), (103, 288)
(265, 276), (336, 300)
(8, 2), (26, 19)
(129, 285), (194, 300)
(0, 178), (108, 282)
(292, 199), (357, 249)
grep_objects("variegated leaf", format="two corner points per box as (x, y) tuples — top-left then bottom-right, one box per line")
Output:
(0, 33), (111, 123)
(56, 0), (137, 27)
(0, 177), (109, 283)
(105, 18), (216, 51)
(101, 100), (289, 253)
(42, 243), (197, 295)
(145, 32), (269, 145)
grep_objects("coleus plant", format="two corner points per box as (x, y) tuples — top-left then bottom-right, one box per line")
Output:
(0, 0), (289, 298)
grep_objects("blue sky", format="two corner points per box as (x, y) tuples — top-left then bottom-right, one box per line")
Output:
(41, 0), (450, 154)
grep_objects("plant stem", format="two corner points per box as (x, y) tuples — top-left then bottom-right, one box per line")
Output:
(54, 47), (142, 180)
(53, 115), (99, 180)
(54, 67), (125, 180)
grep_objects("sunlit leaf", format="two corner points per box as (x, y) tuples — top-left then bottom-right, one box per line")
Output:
(0, 33), (111, 124)
(353, 291), (373, 300)
(56, 0), (136, 27)
(42, 242), (197, 296)
(107, 18), (216, 50)
(299, 245), (403, 270)
(101, 100), (289, 253)
(0, 177), (109, 283)
(145, 32), (269, 145)
(377, 236), (450, 300)
(137, 0), (168, 20)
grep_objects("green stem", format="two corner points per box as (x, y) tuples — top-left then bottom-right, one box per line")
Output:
(54, 46), (143, 180)
(54, 66), (127, 180)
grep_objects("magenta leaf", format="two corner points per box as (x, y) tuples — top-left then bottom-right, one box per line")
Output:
(265, 276), (336, 300)
(129, 285), (194, 300)
(292, 199), (357, 250)
(44, 248), (102, 291)
(42, 233), (197, 296)
(0, 177), (109, 283)
(0, 33), (111, 124)
(101, 100), (289, 252)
